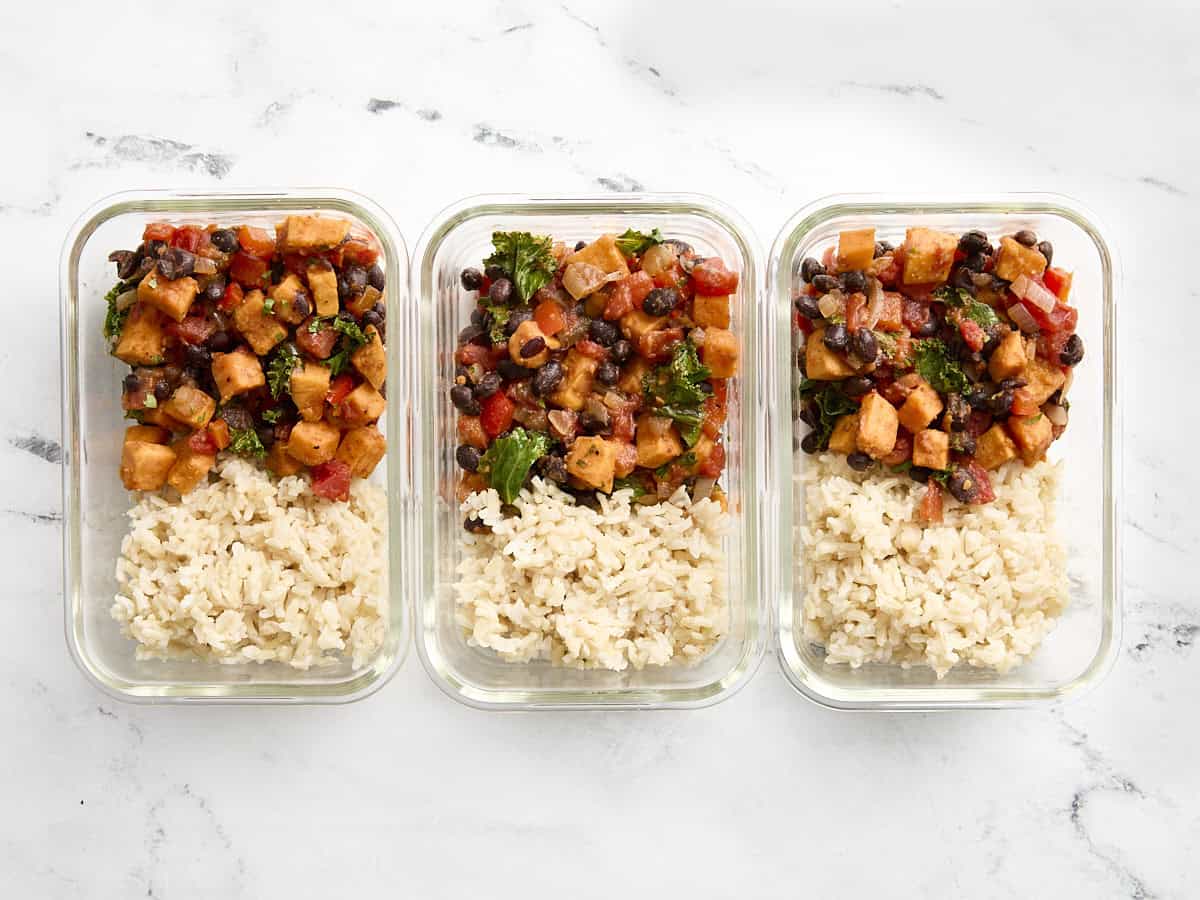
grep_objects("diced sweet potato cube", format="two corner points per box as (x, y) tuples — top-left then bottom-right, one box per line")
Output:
(211, 348), (265, 402)
(335, 426), (387, 478)
(701, 328), (738, 378)
(139, 406), (176, 428)
(124, 425), (170, 446)
(856, 392), (899, 459)
(290, 362), (331, 422)
(619, 309), (666, 343)
(876, 292), (904, 332)
(1020, 356), (1067, 406)
(902, 228), (958, 285)
(266, 442), (305, 477)
(120, 441), (176, 491)
(564, 234), (630, 279)
(346, 284), (382, 318)
(281, 215), (350, 253)
(565, 436), (617, 492)
(836, 228), (876, 273)
(635, 414), (683, 468)
(617, 356), (651, 395)
(988, 328), (1027, 381)
(162, 384), (216, 430)
(114, 302), (166, 365)
(268, 273), (309, 325)
(827, 413), (859, 454)
(136, 269), (199, 322)
(1007, 413), (1053, 465)
(232, 288), (288, 356)
(306, 261), (340, 317)
(912, 429), (950, 470)
(549, 350), (597, 411)
(975, 423), (1018, 470)
(351, 325), (386, 390)
(166, 444), (215, 494)
(897, 378), (944, 434)
(993, 236), (1047, 282)
(337, 382), (386, 427)
(287, 420), (341, 465)
(804, 327), (855, 381)
(692, 294), (731, 329)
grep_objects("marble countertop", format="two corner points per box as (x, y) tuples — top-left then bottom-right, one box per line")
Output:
(3, 1), (1197, 896)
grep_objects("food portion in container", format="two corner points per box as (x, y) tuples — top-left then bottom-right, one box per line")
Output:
(793, 225), (1080, 677)
(101, 217), (389, 668)
(451, 229), (737, 671)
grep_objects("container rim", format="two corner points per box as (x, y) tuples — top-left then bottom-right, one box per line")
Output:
(767, 192), (1123, 710)
(59, 187), (414, 704)
(411, 192), (769, 710)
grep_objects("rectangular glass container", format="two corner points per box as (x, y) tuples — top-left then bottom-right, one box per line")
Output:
(768, 194), (1121, 709)
(60, 189), (414, 703)
(413, 194), (767, 709)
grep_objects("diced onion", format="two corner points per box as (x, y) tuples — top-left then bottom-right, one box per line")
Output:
(863, 277), (884, 329)
(562, 262), (608, 300)
(1023, 280), (1057, 313)
(693, 477), (716, 500)
(1059, 367), (1074, 400)
(691, 327), (706, 347)
(115, 289), (138, 312)
(1008, 303), (1039, 334)
(1009, 274), (1031, 299)
(1045, 403), (1069, 427)
(817, 289), (845, 319)
(193, 257), (218, 276)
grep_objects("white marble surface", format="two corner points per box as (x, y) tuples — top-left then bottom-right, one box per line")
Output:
(2, 0), (1197, 896)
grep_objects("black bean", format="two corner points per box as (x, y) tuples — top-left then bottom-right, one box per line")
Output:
(945, 394), (971, 432)
(909, 466), (932, 484)
(484, 264), (506, 281)
(372, 300), (386, 321)
(642, 287), (679, 316)
(800, 431), (822, 454)
(1037, 241), (1054, 266)
(158, 247), (195, 280)
(182, 365), (203, 385)
(851, 328), (878, 364)
(537, 454), (569, 484)
(840, 270), (867, 294)
(458, 323), (486, 345)
(822, 323), (849, 352)
(470, 307), (487, 328)
(847, 451), (873, 471)
(963, 252), (988, 274)
(580, 398), (610, 434)
(122, 373), (141, 394)
(1013, 229), (1038, 247)
(503, 307), (531, 337)
(456, 444), (481, 472)
(965, 385), (991, 409)
(874, 240), (894, 258)
(202, 275), (227, 304)
(574, 240), (587, 252)
(210, 229), (238, 253)
(611, 340), (633, 364)
(999, 377), (1027, 391)
(531, 360), (564, 396)
(952, 266), (977, 294)
(337, 273), (350, 300)
(795, 294), (823, 319)
(256, 425), (275, 448)
(1059, 333), (1084, 366)
(144, 239), (167, 258)
(108, 250), (137, 279)
(459, 267), (484, 291)
(799, 401), (819, 427)
(595, 361), (619, 385)
(947, 468), (980, 504)
(206, 331), (233, 353)
(915, 314), (939, 338)
(345, 265), (368, 296)
(450, 384), (480, 414)
(464, 516), (490, 534)
(800, 257), (825, 282)
(497, 359), (531, 381)
(488, 278), (514, 306)
(221, 406), (253, 432)
(952, 432), (977, 455)
(811, 274), (839, 294)
(363, 309), (383, 330)
(519, 336), (546, 359)
(958, 230), (989, 254)
(843, 376), (873, 398)
(988, 389), (1014, 417)
(367, 264), (385, 292)
(184, 344), (212, 368)
(663, 239), (694, 258)
(474, 371), (502, 398)
(589, 319), (619, 346)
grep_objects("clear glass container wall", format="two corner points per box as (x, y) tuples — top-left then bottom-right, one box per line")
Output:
(769, 195), (1120, 709)
(414, 195), (767, 709)
(61, 190), (413, 703)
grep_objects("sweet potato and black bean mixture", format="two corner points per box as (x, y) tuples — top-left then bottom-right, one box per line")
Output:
(452, 229), (738, 520)
(795, 226), (1083, 522)
(104, 216), (387, 501)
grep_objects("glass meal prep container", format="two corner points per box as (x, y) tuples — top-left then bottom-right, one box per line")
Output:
(60, 189), (414, 703)
(768, 194), (1121, 709)
(412, 194), (767, 709)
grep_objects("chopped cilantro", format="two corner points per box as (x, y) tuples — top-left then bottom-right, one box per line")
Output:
(643, 340), (711, 447)
(229, 426), (266, 458)
(324, 317), (370, 377)
(654, 451), (697, 478)
(102, 282), (133, 342)
(263, 297), (276, 315)
(478, 427), (550, 503)
(615, 227), (664, 257)
(889, 460), (913, 473)
(912, 339), (970, 395)
(613, 476), (648, 498)
(266, 344), (300, 399)
(142, 394), (157, 409)
(934, 285), (1000, 330)
(484, 231), (557, 303)
(799, 382), (858, 449)
(482, 302), (512, 343)
(261, 408), (283, 424)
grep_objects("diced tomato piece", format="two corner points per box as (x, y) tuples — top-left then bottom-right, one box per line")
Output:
(881, 430), (913, 467)
(701, 380), (728, 439)
(690, 258), (739, 296)
(295, 321), (339, 359)
(900, 297), (930, 333)
(324, 245), (345, 268)
(237, 225), (276, 259)
(326, 374), (355, 407)
(1043, 267), (1073, 301)
(455, 342), (495, 370)
(187, 429), (218, 455)
(533, 299), (566, 336)
(282, 253), (310, 276)
(229, 251), (270, 287)
(873, 254), (902, 288)
(167, 315), (217, 346)
(612, 409), (636, 443)
(219, 281), (244, 311)
(965, 461), (995, 504)
(623, 270), (655, 305)
(959, 318), (986, 352)
(699, 441), (725, 478)
(876, 292), (904, 331)
(1037, 330), (1072, 367)
(170, 225), (204, 253)
(652, 263), (683, 290)
(1022, 298), (1077, 334)
(880, 380), (907, 407)
(845, 293), (866, 332)
(603, 280), (635, 320)
(918, 483), (943, 523)
(1011, 387), (1040, 417)
(143, 222), (176, 242)
(207, 418), (231, 450)
(638, 327), (684, 361)
(573, 338), (608, 361)
(311, 460), (352, 502)
(457, 415), (489, 450)
(794, 309), (814, 336)
(479, 391), (515, 438)
(341, 234), (381, 267)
